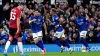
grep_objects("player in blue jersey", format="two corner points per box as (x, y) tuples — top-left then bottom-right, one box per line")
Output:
(0, 30), (8, 45)
(29, 10), (47, 54)
(48, 8), (73, 54)
(75, 12), (90, 51)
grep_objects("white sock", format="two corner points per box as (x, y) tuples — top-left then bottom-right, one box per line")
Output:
(18, 42), (24, 54)
(4, 41), (11, 53)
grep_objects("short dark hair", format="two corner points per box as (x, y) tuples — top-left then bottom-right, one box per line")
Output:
(34, 9), (40, 12)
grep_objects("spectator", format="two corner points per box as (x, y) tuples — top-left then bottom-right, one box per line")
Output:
(87, 25), (96, 43)
(3, 2), (10, 21)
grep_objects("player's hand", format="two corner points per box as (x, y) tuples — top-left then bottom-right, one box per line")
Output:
(16, 30), (19, 34)
(32, 19), (36, 22)
(29, 19), (36, 24)
(15, 28), (21, 38)
(45, 32), (48, 35)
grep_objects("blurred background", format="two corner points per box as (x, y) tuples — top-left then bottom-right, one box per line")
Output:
(0, 0), (100, 45)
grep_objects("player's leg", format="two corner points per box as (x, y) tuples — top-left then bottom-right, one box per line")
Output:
(4, 28), (14, 56)
(32, 32), (45, 54)
(80, 31), (90, 51)
(32, 33), (39, 47)
(61, 31), (73, 54)
(38, 31), (46, 54)
(16, 32), (28, 56)
(14, 29), (27, 56)
(4, 36), (12, 56)
(53, 32), (64, 51)
(17, 37), (24, 54)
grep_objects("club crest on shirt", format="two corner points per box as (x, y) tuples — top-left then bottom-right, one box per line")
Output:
(81, 19), (83, 21)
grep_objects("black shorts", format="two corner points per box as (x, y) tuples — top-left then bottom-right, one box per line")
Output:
(9, 28), (22, 38)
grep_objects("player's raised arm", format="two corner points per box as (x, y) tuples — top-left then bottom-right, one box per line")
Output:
(54, 17), (60, 29)
(85, 17), (90, 28)
(29, 16), (36, 24)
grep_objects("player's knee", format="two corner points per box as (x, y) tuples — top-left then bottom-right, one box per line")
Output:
(18, 37), (22, 42)
(9, 37), (13, 42)
(8, 39), (13, 42)
(61, 37), (67, 41)
(81, 37), (85, 41)
(38, 37), (42, 40)
(52, 37), (57, 40)
(34, 39), (38, 44)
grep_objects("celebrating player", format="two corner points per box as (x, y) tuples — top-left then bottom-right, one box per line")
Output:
(29, 10), (47, 54)
(75, 12), (90, 51)
(48, 8), (73, 54)
(4, 3), (27, 56)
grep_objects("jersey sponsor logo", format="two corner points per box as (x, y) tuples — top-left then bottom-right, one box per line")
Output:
(78, 22), (84, 25)
(81, 19), (83, 21)
(34, 19), (42, 25)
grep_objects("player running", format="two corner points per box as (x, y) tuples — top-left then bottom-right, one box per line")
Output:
(75, 12), (90, 52)
(3, 3), (27, 56)
(48, 8), (73, 54)
(29, 10), (47, 54)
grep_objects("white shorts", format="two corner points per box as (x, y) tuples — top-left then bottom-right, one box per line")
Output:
(54, 30), (65, 38)
(32, 31), (43, 40)
(80, 31), (87, 38)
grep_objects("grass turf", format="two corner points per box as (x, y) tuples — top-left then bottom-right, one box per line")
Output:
(0, 52), (100, 56)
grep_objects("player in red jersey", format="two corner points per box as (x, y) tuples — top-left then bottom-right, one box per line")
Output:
(3, 3), (27, 56)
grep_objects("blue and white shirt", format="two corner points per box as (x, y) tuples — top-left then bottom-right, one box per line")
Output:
(52, 15), (64, 32)
(29, 15), (44, 33)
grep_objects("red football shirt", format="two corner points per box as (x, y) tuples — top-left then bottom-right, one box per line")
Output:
(9, 7), (21, 28)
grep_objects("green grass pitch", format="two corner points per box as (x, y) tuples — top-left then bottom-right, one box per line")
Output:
(0, 52), (100, 56)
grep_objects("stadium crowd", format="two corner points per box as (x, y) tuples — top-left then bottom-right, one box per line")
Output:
(0, 0), (100, 45)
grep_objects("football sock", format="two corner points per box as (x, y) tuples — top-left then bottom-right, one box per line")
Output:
(36, 42), (41, 48)
(81, 40), (89, 48)
(4, 40), (11, 53)
(18, 41), (24, 54)
(53, 40), (61, 47)
(63, 40), (70, 48)
(38, 40), (44, 50)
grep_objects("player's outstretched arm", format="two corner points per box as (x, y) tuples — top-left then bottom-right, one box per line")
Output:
(29, 19), (36, 24)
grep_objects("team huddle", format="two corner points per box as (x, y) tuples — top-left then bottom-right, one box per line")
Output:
(3, 3), (90, 56)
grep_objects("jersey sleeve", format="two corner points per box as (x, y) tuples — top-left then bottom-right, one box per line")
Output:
(41, 16), (44, 24)
(16, 10), (21, 19)
(84, 17), (87, 21)
(55, 16), (59, 20)
(74, 18), (77, 24)
(42, 19), (44, 24)
(75, 18), (79, 27)
(84, 17), (90, 28)
(54, 16), (59, 26)
(29, 16), (34, 20)
(1, 31), (6, 36)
